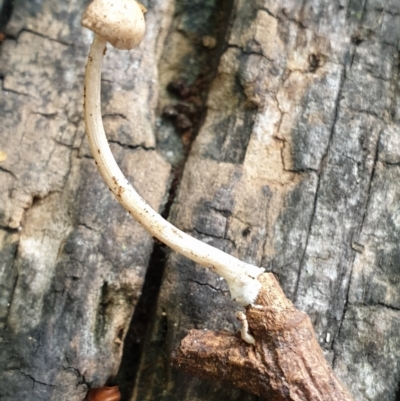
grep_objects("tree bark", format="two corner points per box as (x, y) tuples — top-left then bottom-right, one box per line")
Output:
(0, 0), (172, 399)
(0, 0), (400, 401)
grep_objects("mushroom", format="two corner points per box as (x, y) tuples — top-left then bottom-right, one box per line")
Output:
(81, 0), (264, 309)
(81, 4), (357, 400)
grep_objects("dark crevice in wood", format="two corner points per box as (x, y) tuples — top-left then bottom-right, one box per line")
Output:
(191, 226), (234, 245)
(375, 302), (400, 312)
(358, 131), (381, 235)
(116, 1), (236, 399)
(18, 370), (55, 388)
(3, 240), (20, 330)
(389, 49), (400, 124)
(381, 160), (400, 167)
(320, 66), (347, 171)
(160, 38), (236, 217)
(395, 380), (400, 401)
(14, 27), (72, 47)
(292, 170), (320, 302)
(280, 0), (308, 30)
(116, 242), (168, 401)
(108, 139), (155, 152)
(188, 279), (230, 296)
(332, 129), (380, 361)
(78, 222), (96, 231)
(0, 0), (13, 31)
(332, 98), (383, 367)
(0, 225), (19, 233)
(226, 43), (274, 63)
(259, 7), (277, 19)
(1, 84), (34, 98)
(293, 63), (347, 303)
(0, 165), (17, 179)
(62, 362), (92, 389)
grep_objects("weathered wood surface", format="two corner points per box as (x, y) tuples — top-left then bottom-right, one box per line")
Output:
(132, 1), (400, 401)
(0, 0), (173, 400)
(0, 0), (399, 401)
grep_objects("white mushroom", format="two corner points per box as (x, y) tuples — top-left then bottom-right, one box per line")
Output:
(82, 0), (146, 50)
(81, 0), (264, 306)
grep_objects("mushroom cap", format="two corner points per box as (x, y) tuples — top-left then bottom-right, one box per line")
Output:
(82, 0), (146, 50)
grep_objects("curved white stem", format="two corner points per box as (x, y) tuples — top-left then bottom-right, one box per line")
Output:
(83, 35), (264, 306)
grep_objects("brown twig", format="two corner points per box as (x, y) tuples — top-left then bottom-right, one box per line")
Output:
(172, 273), (354, 401)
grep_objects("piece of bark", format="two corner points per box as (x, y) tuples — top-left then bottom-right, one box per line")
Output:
(133, 0), (400, 400)
(0, 0), (173, 400)
(172, 273), (353, 401)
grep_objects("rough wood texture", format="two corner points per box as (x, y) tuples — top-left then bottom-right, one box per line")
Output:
(0, 0), (399, 401)
(132, 1), (400, 401)
(172, 273), (354, 401)
(0, 0), (173, 399)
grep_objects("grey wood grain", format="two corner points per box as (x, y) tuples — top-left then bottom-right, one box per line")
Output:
(133, 0), (400, 400)
(0, 0), (173, 399)
(0, 0), (399, 400)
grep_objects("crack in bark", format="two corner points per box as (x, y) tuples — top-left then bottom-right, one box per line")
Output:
(1, 83), (36, 98)
(380, 160), (400, 167)
(280, 0), (308, 30)
(358, 131), (381, 235)
(0, 225), (19, 232)
(14, 28), (72, 47)
(18, 370), (55, 388)
(33, 111), (59, 119)
(226, 43), (274, 63)
(103, 113), (129, 121)
(292, 171), (320, 302)
(375, 302), (400, 312)
(191, 227), (238, 251)
(53, 139), (78, 150)
(259, 6), (277, 18)
(78, 222), (95, 232)
(293, 64), (347, 302)
(188, 279), (229, 295)
(108, 139), (155, 152)
(62, 360), (92, 388)
(0, 165), (17, 179)
(117, 1), (239, 398)
(209, 205), (232, 218)
(332, 129), (383, 366)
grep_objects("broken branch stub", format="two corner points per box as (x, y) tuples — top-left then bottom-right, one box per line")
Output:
(172, 274), (355, 401)
(81, 1), (355, 400)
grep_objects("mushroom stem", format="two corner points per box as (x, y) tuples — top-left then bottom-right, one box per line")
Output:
(83, 34), (264, 306)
